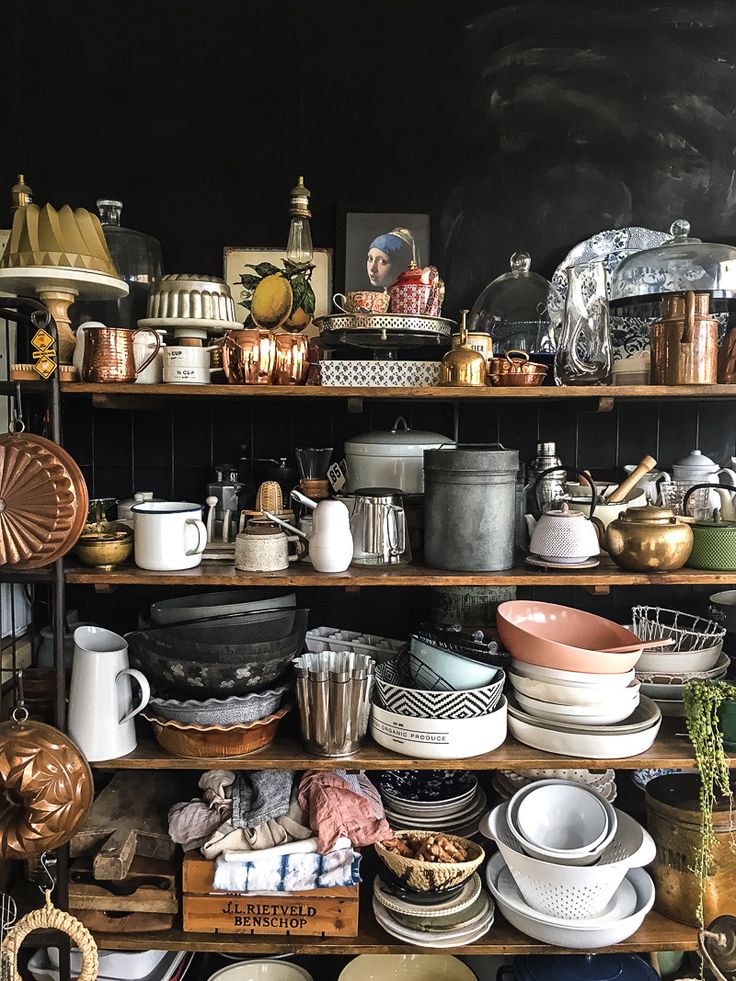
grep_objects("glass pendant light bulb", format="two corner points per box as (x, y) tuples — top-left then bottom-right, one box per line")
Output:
(286, 176), (314, 268)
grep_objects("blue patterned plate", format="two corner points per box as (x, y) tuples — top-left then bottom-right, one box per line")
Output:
(379, 770), (478, 804)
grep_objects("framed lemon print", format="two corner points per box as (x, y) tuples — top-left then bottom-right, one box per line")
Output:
(223, 247), (333, 336)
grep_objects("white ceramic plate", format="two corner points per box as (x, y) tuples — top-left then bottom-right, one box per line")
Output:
(634, 639), (723, 673)
(514, 691), (640, 726)
(511, 659), (636, 689)
(374, 873), (482, 918)
(508, 696), (660, 734)
(370, 697), (507, 760)
(372, 896), (494, 947)
(509, 670), (641, 707)
(337, 954), (477, 981)
(139, 316), (242, 333)
(635, 651), (730, 685)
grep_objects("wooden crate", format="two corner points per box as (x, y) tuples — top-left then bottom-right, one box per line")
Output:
(182, 851), (359, 937)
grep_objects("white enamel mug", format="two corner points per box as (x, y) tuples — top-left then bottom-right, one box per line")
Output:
(131, 501), (207, 570)
(68, 625), (150, 761)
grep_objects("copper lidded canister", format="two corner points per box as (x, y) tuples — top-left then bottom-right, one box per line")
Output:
(650, 291), (718, 385)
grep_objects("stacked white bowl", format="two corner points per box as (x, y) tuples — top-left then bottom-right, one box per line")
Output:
(481, 779), (656, 948)
(631, 606), (728, 717)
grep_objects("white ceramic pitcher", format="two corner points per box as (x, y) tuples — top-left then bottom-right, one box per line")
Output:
(68, 625), (150, 761)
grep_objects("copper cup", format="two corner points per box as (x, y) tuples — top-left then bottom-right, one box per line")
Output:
(82, 326), (161, 383)
(274, 334), (309, 385)
(221, 329), (277, 384)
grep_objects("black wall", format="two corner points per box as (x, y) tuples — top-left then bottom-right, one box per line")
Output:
(5, 0), (736, 309)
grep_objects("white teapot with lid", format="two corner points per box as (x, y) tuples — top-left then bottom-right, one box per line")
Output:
(673, 449), (736, 518)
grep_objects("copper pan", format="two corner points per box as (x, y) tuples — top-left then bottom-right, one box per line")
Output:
(487, 349), (547, 387)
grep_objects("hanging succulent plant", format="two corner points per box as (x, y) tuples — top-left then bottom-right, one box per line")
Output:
(235, 258), (316, 332)
(683, 679), (736, 924)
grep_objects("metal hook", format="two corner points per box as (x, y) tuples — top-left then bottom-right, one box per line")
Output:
(30, 308), (51, 331)
(39, 852), (56, 893)
(8, 383), (24, 434)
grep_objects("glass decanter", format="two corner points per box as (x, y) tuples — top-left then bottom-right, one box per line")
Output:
(554, 260), (612, 385)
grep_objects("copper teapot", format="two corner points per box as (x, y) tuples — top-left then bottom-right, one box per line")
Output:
(81, 326), (161, 383)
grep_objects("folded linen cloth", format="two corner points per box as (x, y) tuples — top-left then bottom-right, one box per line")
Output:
(298, 770), (392, 853)
(168, 800), (223, 852)
(219, 836), (351, 863)
(212, 844), (361, 893)
(202, 785), (312, 859)
(232, 769), (295, 828)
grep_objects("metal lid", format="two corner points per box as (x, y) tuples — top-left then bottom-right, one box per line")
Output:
(345, 416), (452, 458)
(617, 504), (677, 523)
(516, 955), (659, 981)
(610, 219), (736, 302)
(424, 445), (519, 472)
(674, 447), (719, 471)
(693, 508), (736, 529)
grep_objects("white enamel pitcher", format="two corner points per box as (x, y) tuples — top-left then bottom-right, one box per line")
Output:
(68, 625), (150, 761)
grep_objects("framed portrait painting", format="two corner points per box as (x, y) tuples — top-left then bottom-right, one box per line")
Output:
(340, 212), (431, 294)
(223, 247), (333, 335)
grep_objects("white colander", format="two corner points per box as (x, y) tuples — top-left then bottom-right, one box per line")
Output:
(480, 802), (655, 920)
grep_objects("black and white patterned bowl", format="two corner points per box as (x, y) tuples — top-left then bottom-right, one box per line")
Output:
(374, 659), (504, 720)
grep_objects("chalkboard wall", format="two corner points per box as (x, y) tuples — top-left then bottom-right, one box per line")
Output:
(5, 0), (736, 310)
(6, 0), (736, 628)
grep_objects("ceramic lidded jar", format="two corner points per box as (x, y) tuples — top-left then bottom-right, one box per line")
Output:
(672, 449), (736, 486)
(387, 262), (443, 317)
(529, 503), (600, 563)
(606, 504), (693, 571)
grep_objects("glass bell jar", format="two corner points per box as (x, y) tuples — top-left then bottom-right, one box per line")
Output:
(469, 251), (553, 355)
(74, 199), (163, 328)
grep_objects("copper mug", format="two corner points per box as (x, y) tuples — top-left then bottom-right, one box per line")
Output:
(82, 326), (162, 383)
(274, 334), (309, 385)
(222, 329), (277, 384)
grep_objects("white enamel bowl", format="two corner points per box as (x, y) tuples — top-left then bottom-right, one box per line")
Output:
(513, 781), (612, 852)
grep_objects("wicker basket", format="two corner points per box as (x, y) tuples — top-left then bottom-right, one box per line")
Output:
(374, 831), (484, 892)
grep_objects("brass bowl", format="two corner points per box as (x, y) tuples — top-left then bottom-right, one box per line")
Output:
(74, 528), (133, 570)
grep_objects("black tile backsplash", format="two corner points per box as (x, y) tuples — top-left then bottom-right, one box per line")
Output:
(68, 394), (736, 507)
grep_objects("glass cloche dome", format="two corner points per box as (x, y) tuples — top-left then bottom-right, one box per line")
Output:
(469, 251), (552, 353)
(610, 219), (736, 305)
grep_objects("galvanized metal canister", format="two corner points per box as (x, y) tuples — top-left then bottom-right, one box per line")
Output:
(423, 445), (520, 571)
(646, 773), (736, 927)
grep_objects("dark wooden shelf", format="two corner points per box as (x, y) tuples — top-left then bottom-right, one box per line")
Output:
(92, 719), (697, 772)
(64, 559), (736, 588)
(61, 381), (736, 400)
(94, 908), (697, 956)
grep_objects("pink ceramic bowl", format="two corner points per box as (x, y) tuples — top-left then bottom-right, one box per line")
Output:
(497, 601), (644, 674)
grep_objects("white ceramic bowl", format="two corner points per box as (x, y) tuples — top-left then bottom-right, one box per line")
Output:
(513, 782), (611, 853)
(370, 697), (507, 759)
(514, 691), (640, 726)
(208, 962), (314, 981)
(511, 659), (636, 689)
(634, 641), (723, 673)
(507, 703), (661, 760)
(509, 669), (641, 708)
(486, 852), (655, 949)
(338, 954), (477, 981)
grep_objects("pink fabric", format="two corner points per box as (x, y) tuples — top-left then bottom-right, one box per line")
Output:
(298, 770), (392, 854)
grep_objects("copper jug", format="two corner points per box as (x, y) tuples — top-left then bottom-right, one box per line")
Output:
(650, 291), (718, 385)
(81, 326), (161, 383)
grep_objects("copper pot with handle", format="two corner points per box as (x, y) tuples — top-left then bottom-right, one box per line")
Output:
(81, 326), (162, 383)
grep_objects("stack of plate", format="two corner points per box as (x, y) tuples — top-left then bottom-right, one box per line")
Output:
(372, 872), (495, 947)
(631, 607), (728, 717)
(378, 771), (487, 837)
(492, 768), (617, 803)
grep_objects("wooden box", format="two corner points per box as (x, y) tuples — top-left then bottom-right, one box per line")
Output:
(182, 852), (359, 937)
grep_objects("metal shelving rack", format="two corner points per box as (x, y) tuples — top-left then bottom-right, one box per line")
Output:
(0, 296), (70, 981)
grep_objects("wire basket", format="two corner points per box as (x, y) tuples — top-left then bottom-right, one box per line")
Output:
(631, 607), (726, 652)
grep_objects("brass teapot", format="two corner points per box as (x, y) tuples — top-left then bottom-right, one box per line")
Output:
(606, 504), (693, 572)
(439, 310), (487, 387)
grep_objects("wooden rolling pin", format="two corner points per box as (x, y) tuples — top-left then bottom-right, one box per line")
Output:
(607, 455), (657, 504)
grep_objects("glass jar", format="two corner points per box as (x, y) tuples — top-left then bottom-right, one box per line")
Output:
(74, 199), (163, 328)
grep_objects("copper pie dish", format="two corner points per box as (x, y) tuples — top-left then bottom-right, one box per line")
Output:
(141, 704), (291, 758)
(0, 432), (88, 568)
(487, 349), (548, 387)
